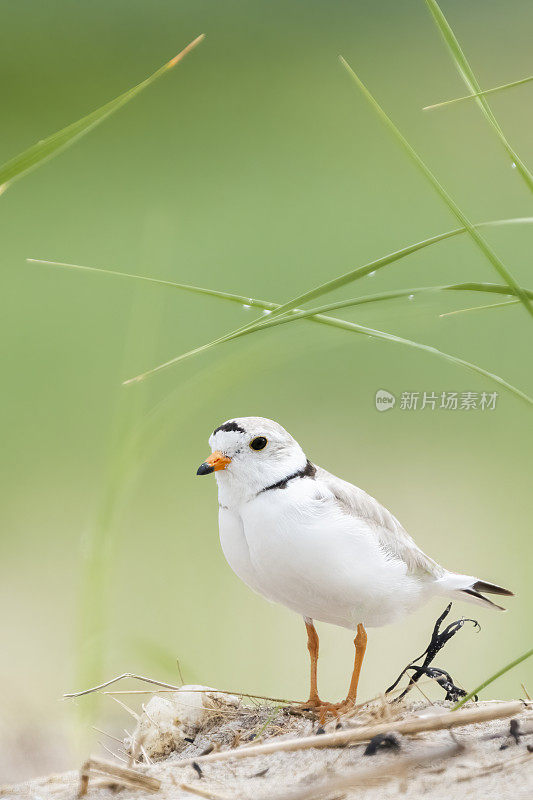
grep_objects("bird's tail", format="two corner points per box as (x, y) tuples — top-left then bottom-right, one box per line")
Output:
(435, 572), (514, 611)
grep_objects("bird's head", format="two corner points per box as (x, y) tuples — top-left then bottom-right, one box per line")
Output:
(197, 416), (307, 504)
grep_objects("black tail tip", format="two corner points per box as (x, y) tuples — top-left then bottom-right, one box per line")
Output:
(472, 580), (515, 597)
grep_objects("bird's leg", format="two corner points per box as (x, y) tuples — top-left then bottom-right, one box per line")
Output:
(343, 623), (367, 706)
(295, 621), (367, 722)
(294, 618), (336, 722)
(304, 618), (321, 705)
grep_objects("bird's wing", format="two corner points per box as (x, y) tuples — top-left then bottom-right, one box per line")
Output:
(315, 465), (444, 579)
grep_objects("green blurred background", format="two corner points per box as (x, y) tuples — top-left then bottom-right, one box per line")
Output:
(1, 0), (532, 782)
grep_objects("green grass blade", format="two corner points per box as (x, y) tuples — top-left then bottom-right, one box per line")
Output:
(424, 74), (533, 111)
(30, 217), (533, 343)
(0, 34), (204, 192)
(439, 299), (519, 317)
(26, 258), (278, 311)
(339, 56), (533, 320)
(28, 221), (533, 312)
(28, 246), (533, 345)
(29, 256), (533, 404)
(120, 287), (533, 406)
(34, 215), (530, 365)
(424, 0), (533, 190)
(75, 284), (161, 732)
(28, 257), (533, 314)
(267, 282), (533, 318)
(239, 218), (533, 325)
(125, 304), (533, 404)
(452, 648), (533, 710)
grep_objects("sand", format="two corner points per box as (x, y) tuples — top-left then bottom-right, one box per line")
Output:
(2, 698), (532, 800)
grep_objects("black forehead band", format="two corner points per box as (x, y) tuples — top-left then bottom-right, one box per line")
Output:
(213, 421), (245, 435)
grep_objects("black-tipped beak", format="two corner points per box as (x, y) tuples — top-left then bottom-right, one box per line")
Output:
(196, 450), (231, 474)
(197, 462), (214, 476)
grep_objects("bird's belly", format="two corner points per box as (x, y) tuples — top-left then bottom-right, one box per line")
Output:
(239, 495), (424, 629)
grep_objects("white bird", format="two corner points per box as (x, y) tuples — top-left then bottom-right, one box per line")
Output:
(196, 416), (513, 713)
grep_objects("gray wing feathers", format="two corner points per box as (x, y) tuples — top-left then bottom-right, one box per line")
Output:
(315, 465), (444, 578)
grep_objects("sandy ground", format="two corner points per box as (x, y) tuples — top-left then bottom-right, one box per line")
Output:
(2, 699), (532, 800)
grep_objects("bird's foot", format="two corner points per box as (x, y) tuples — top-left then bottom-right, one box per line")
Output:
(331, 697), (358, 717)
(294, 696), (357, 724)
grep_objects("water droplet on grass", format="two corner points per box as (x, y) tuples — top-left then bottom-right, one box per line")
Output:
(263, 309), (272, 315)
(408, 294), (415, 300)
(511, 162), (517, 169)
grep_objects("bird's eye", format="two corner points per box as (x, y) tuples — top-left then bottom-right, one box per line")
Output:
(250, 436), (267, 451)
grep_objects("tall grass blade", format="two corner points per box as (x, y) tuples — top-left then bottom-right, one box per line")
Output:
(29, 257), (533, 405)
(452, 648), (533, 710)
(124, 287), (533, 405)
(0, 34), (204, 192)
(75, 271), (164, 733)
(265, 283), (533, 318)
(29, 216), (533, 330)
(26, 258), (278, 311)
(339, 56), (533, 319)
(124, 298), (533, 404)
(423, 0), (533, 190)
(26, 231), (533, 340)
(31, 215), (533, 375)
(439, 299), (518, 317)
(232, 218), (533, 326)
(30, 256), (532, 315)
(424, 74), (533, 111)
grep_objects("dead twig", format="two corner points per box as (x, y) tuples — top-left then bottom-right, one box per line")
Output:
(180, 782), (233, 800)
(178, 700), (525, 767)
(78, 756), (160, 797)
(98, 741), (128, 763)
(91, 725), (124, 745)
(64, 671), (300, 705)
(111, 695), (139, 719)
(65, 672), (183, 698)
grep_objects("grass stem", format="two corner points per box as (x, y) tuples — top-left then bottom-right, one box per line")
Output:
(424, 0), (533, 191)
(452, 649), (533, 710)
(0, 35), (204, 191)
(339, 55), (533, 319)
(424, 74), (533, 111)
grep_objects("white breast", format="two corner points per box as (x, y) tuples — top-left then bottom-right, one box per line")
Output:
(218, 506), (264, 596)
(218, 478), (426, 629)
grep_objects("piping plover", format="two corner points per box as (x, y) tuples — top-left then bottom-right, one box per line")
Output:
(197, 416), (513, 712)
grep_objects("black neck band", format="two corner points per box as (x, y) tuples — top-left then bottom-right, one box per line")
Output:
(259, 459), (316, 494)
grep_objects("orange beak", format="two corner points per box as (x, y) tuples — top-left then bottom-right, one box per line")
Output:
(196, 450), (231, 475)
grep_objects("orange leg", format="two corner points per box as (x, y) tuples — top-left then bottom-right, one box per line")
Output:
(344, 623), (367, 706)
(297, 620), (367, 721)
(304, 618), (320, 705)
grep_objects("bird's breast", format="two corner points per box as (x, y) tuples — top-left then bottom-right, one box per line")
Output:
(219, 481), (423, 629)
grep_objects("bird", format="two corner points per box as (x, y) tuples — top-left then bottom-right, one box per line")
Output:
(196, 416), (513, 714)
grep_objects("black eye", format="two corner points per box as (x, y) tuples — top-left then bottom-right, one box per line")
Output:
(250, 436), (267, 451)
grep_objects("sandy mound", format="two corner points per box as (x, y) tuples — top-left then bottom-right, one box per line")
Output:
(2, 691), (532, 800)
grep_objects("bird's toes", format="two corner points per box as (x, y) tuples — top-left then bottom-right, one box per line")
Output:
(292, 698), (352, 724)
